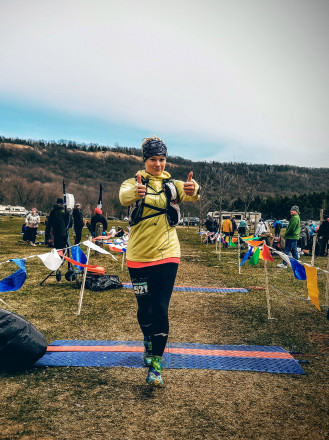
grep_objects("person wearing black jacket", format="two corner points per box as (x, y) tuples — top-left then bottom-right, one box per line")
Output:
(72, 203), (84, 244)
(90, 208), (108, 236)
(318, 218), (329, 256)
(45, 198), (71, 249)
(204, 216), (214, 232)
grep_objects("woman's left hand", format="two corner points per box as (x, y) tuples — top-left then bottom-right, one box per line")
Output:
(183, 171), (195, 196)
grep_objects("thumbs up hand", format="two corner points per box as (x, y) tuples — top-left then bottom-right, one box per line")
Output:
(183, 171), (195, 196)
(136, 173), (146, 198)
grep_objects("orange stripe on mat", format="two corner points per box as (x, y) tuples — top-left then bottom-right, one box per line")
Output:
(47, 345), (293, 359)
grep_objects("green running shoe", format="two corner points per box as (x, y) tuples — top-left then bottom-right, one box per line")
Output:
(146, 356), (163, 387)
(143, 337), (152, 366)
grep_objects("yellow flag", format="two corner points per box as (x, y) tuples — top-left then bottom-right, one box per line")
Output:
(304, 265), (321, 311)
(244, 235), (254, 241)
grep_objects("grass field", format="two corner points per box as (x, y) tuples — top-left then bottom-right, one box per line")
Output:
(0, 217), (328, 440)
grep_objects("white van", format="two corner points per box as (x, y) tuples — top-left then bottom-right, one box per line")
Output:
(0, 205), (28, 217)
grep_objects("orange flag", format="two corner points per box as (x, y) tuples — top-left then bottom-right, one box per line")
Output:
(262, 244), (274, 261)
(247, 240), (263, 247)
(304, 265), (321, 311)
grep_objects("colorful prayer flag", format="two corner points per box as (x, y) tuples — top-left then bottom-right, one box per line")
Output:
(229, 238), (237, 248)
(246, 240), (263, 247)
(0, 259), (27, 292)
(240, 246), (253, 266)
(290, 259), (307, 281)
(248, 247), (260, 265)
(71, 246), (87, 271)
(262, 244), (274, 261)
(38, 249), (62, 271)
(304, 265), (321, 311)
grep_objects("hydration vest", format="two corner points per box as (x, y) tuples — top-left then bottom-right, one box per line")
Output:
(129, 176), (181, 227)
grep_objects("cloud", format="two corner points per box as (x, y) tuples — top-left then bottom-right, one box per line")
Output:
(0, 0), (328, 166)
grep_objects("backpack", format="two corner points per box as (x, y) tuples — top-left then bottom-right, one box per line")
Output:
(85, 274), (123, 291)
(0, 309), (47, 370)
(129, 176), (181, 227)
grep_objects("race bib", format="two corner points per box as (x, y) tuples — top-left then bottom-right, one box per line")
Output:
(132, 280), (149, 296)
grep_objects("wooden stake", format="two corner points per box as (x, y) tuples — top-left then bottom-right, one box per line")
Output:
(263, 240), (272, 320)
(218, 233), (222, 261)
(76, 244), (91, 315)
(121, 251), (125, 271)
(238, 234), (241, 274)
(325, 252), (329, 307)
(311, 234), (317, 266)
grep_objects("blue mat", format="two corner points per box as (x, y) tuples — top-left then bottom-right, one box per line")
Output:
(122, 283), (248, 293)
(34, 341), (305, 374)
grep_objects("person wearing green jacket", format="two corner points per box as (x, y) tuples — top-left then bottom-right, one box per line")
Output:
(277, 206), (301, 268)
(119, 136), (199, 387)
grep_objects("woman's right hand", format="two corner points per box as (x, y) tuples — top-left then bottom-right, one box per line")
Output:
(136, 173), (146, 198)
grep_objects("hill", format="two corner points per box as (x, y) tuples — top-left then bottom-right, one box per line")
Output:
(0, 135), (328, 219)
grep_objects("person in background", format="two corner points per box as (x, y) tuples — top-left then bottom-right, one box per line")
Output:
(299, 221), (310, 251)
(45, 198), (71, 250)
(273, 219), (283, 238)
(255, 218), (269, 237)
(213, 218), (219, 233)
(238, 218), (248, 236)
(317, 218), (329, 257)
(72, 203), (84, 245)
(308, 221), (316, 237)
(90, 207), (108, 237)
(23, 207), (40, 246)
(204, 216), (215, 243)
(205, 215), (214, 232)
(109, 225), (117, 237)
(277, 206), (300, 268)
(230, 216), (237, 237)
(119, 135), (199, 387)
(220, 217), (232, 247)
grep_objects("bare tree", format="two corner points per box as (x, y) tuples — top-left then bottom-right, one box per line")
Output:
(212, 166), (234, 222)
(11, 177), (34, 206)
(196, 166), (233, 223)
(234, 167), (261, 216)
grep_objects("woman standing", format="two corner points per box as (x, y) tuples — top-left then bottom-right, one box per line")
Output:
(23, 207), (40, 246)
(119, 136), (199, 387)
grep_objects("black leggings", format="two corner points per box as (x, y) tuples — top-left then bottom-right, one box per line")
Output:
(128, 263), (178, 357)
(74, 228), (82, 245)
(23, 227), (37, 243)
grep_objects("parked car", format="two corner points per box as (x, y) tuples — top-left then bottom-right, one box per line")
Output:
(265, 219), (275, 226)
(279, 219), (289, 228)
(183, 217), (200, 226)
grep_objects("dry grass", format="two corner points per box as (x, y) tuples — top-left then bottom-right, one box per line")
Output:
(0, 219), (328, 440)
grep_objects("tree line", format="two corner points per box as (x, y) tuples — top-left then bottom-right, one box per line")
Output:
(0, 136), (328, 220)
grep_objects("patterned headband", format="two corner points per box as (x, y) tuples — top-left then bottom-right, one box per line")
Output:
(142, 139), (167, 162)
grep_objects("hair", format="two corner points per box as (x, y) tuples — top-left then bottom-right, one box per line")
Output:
(141, 135), (163, 149)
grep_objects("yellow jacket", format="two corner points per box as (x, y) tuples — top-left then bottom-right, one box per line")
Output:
(221, 219), (233, 233)
(119, 170), (199, 262)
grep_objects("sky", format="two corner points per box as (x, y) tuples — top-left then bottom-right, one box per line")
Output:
(0, 0), (328, 167)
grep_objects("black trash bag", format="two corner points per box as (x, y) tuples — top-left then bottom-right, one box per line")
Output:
(0, 309), (47, 370)
(85, 274), (123, 291)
